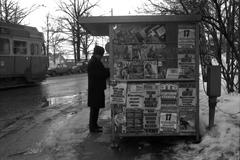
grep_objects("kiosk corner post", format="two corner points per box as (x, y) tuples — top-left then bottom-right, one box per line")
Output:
(207, 65), (221, 129)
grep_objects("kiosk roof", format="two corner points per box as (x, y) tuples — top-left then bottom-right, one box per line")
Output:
(79, 15), (201, 36)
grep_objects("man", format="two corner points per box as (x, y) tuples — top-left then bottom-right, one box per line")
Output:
(87, 45), (110, 132)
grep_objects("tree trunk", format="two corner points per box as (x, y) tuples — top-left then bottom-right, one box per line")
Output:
(238, 1), (240, 93)
(238, 63), (240, 93)
(53, 48), (56, 65)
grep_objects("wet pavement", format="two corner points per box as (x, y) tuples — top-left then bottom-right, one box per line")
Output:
(0, 74), (90, 159)
(0, 74), (209, 160)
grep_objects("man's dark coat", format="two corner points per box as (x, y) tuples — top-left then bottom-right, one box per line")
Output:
(87, 55), (110, 108)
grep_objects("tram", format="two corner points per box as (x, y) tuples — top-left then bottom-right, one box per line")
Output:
(0, 22), (49, 89)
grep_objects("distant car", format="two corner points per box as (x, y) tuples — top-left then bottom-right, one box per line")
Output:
(47, 64), (72, 76)
(71, 61), (88, 74)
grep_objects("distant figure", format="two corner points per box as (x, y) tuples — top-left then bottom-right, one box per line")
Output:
(87, 45), (110, 133)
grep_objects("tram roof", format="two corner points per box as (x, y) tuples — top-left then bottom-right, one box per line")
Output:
(0, 22), (43, 39)
(79, 15), (201, 36)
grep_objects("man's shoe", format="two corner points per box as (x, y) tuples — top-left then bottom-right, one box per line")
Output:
(89, 128), (102, 133)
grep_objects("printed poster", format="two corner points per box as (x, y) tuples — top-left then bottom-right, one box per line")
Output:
(179, 111), (195, 132)
(178, 24), (195, 48)
(126, 108), (144, 132)
(143, 108), (160, 133)
(178, 50), (195, 79)
(143, 83), (160, 109)
(178, 82), (196, 107)
(159, 112), (178, 132)
(160, 83), (178, 108)
(127, 83), (144, 108)
(110, 82), (127, 104)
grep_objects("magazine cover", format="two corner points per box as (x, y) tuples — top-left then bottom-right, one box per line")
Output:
(127, 83), (144, 109)
(159, 83), (178, 108)
(140, 44), (167, 60)
(157, 60), (167, 79)
(113, 60), (130, 79)
(159, 112), (178, 132)
(110, 82), (127, 104)
(178, 82), (196, 107)
(179, 111), (195, 132)
(112, 24), (166, 44)
(131, 45), (142, 60)
(111, 104), (126, 133)
(166, 68), (179, 79)
(144, 24), (166, 43)
(128, 61), (144, 79)
(113, 45), (131, 60)
(112, 24), (139, 44)
(178, 24), (196, 48)
(144, 61), (158, 79)
(178, 53), (195, 79)
(143, 83), (160, 109)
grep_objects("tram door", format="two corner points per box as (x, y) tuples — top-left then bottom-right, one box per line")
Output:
(30, 43), (42, 74)
(13, 40), (31, 75)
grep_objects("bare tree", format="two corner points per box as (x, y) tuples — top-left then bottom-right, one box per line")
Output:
(139, 0), (240, 93)
(0, 0), (40, 24)
(81, 32), (94, 60)
(42, 13), (66, 65)
(57, 0), (97, 63)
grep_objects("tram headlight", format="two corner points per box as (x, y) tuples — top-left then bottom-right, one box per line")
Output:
(0, 61), (4, 67)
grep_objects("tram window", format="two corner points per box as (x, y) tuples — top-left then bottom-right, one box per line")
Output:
(13, 41), (27, 55)
(31, 43), (39, 55)
(41, 43), (46, 55)
(0, 38), (10, 55)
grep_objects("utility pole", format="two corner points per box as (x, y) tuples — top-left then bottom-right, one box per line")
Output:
(0, 0), (2, 21)
(111, 8), (113, 16)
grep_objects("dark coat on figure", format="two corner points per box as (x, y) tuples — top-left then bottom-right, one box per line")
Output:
(87, 55), (110, 108)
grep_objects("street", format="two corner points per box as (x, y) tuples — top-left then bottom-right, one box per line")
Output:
(0, 74), (239, 160)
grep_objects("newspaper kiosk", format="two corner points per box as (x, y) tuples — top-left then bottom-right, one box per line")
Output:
(80, 15), (201, 144)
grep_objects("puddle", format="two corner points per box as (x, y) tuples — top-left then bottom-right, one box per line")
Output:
(46, 91), (87, 106)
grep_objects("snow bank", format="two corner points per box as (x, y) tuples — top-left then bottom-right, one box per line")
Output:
(173, 93), (240, 160)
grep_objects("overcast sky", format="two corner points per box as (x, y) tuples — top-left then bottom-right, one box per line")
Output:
(20, 0), (145, 31)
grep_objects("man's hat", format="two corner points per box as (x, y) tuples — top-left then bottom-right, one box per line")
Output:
(93, 45), (104, 56)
